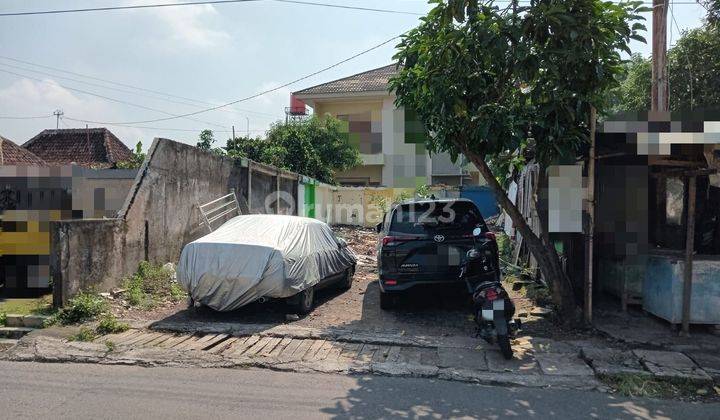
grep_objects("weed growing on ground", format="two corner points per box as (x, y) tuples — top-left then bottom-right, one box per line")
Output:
(69, 326), (98, 342)
(47, 292), (108, 326)
(96, 313), (130, 335)
(122, 261), (185, 309)
(104, 340), (116, 352)
(599, 373), (711, 399)
(0, 312), (6, 327)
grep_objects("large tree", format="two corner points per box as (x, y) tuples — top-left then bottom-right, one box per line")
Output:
(225, 116), (361, 185)
(391, 0), (647, 322)
(609, 24), (720, 114)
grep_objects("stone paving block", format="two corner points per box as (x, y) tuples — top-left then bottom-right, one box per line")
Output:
(580, 347), (646, 376)
(535, 353), (594, 376)
(398, 347), (423, 364)
(686, 352), (720, 381)
(22, 315), (49, 329)
(437, 347), (488, 370)
(634, 350), (712, 381)
(485, 349), (539, 375)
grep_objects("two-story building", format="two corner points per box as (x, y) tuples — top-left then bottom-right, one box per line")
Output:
(293, 64), (481, 188)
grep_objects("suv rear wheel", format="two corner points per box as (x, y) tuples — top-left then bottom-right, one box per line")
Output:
(380, 291), (398, 310)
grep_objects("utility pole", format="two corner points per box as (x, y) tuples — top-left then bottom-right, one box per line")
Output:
(53, 109), (64, 129)
(246, 117), (250, 138)
(651, 0), (669, 113)
(232, 125), (235, 140)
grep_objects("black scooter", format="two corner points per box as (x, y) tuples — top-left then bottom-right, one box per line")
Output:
(459, 227), (520, 359)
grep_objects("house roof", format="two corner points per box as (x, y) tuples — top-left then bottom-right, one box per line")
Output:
(0, 135), (47, 166)
(293, 64), (398, 97)
(23, 128), (132, 168)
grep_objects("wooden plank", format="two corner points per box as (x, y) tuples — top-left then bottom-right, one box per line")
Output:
(244, 337), (273, 357)
(183, 334), (222, 351)
(324, 343), (344, 361)
(171, 335), (202, 350)
(144, 333), (175, 347)
(259, 337), (283, 357)
(198, 334), (230, 351)
(681, 176), (697, 336)
(133, 333), (167, 347)
(290, 340), (315, 360)
(371, 345), (391, 363)
(208, 337), (240, 354)
(385, 346), (402, 363)
(313, 341), (334, 360)
(120, 332), (158, 346)
(277, 339), (304, 361)
(110, 330), (144, 345)
(221, 337), (251, 356)
(97, 329), (137, 343)
(230, 335), (261, 356)
(302, 339), (326, 361)
(267, 337), (293, 358)
(157, 334), (193, 349)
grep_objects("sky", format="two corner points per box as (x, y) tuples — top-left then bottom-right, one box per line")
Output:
(0, 0), (709, 151)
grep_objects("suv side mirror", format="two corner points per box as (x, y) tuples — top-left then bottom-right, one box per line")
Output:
(375, 222), (383, 233)
(472, 227), (482, 237)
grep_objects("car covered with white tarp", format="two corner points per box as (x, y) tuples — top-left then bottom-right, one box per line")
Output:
(177, 214), (356, 312)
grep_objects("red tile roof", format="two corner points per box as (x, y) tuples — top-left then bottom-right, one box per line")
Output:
(23, 128), (132, 168)
(0, 135), (47, 166)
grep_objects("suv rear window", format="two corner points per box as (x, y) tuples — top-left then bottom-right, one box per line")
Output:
(389, 201), (486, 235)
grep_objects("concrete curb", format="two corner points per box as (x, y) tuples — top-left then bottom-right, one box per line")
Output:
(1, 335), (600, 391)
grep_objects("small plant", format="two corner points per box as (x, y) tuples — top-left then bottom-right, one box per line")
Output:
(96, 313), (129, 335)
(69, 326), (98, 342)
(600, 373), (710, 399)
(49, 291), (108, 326)
(122, 261), (178, 309)
(0, 312), (6, 327)
(104, 340), (116, 352)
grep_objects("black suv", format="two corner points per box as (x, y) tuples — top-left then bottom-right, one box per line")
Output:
(375, 198), (498, 309)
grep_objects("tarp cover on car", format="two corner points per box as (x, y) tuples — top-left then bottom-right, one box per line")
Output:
(177, 214), (356, 311)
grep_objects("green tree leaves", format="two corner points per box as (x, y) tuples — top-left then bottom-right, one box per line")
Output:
(224, 116), (361, 185)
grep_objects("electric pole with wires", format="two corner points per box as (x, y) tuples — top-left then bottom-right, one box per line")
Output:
(53, 109), (64, 129)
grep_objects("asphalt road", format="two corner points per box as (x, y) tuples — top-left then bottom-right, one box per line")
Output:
(0, 361), (717, 419)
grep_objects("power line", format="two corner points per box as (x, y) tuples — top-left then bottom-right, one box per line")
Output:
(0, 67), (230, 129)
(0, 60), (280, 121)
(67, 33), (401, 126)
(0, 0), (422, 17)
(0, 55), (282, 119)
(0, 114), (53, 120)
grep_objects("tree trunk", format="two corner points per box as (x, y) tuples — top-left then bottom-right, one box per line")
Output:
(461, 147), (580, 324)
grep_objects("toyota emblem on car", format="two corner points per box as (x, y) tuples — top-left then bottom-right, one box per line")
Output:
(433, 234), (445, 243)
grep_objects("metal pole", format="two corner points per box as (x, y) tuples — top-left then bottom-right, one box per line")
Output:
(246, 117), (250, 137)
(232, 125), (235, 140)
(681, 176), (696, 336)
(584, 107), (597, 324)
(651, 0), (669, 112)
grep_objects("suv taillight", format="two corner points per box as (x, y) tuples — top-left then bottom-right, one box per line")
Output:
(381, 236), (415, 246)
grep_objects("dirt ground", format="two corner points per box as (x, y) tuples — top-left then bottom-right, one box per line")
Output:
(109, 225), (564, 339)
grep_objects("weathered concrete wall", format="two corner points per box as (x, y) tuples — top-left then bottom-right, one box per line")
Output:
(52, 138), (251, 305)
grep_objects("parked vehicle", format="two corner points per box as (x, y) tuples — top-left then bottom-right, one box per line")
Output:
(177, 215), (356, 314)
(460, 226), (520, 359)
(375, 198), (497, 309)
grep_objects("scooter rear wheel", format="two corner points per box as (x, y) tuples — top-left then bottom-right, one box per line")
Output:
(498, 334), (513, 360)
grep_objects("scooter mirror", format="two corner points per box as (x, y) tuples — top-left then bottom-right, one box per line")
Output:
(472, 227), (482, 237)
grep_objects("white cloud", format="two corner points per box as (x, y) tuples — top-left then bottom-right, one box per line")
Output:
(127, 1), (230, 49)
(0, 78), (144, 147)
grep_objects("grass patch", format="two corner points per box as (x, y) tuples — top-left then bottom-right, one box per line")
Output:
(599, 372), (712, 399)
(105, 340), (116, 352)
(0, 295), (54, 316)
(122, 261), (185, 309)
(46, 292), (108, 326)
(96, 313), (130, 335)
(69, 326), (98, 342)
